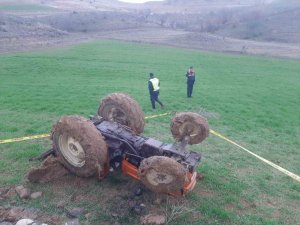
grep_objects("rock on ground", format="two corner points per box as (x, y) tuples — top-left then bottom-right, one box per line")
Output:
(64, 218), (80, 225)
(0, 207), (39, 223)
(15, 219), (48, 225)
(140, 214), (166, 225)
(65, 207), (85, 218)
(15, 186), (31, 199)
(30, 192), (43, 199)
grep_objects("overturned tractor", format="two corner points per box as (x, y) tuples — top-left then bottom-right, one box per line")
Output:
(29, 93), (209, 196)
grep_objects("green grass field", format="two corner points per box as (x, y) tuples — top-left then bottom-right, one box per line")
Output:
(0, 40), (299, 224)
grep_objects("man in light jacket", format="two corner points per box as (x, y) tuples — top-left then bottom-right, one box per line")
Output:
(148, 73), (164, 109)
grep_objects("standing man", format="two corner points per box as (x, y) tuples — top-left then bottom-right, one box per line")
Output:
(186, 66), (196, 98)
(148, 73), (164, 109)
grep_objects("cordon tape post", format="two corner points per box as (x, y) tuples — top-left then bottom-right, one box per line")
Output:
(0, 112), (299, 182)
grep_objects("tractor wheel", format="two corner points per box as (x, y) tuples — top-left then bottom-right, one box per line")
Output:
(138, 156), (186, 193)
(171, 112), (209, 145)
(98, 93), (145, 134)
(52, 115), (108, 178)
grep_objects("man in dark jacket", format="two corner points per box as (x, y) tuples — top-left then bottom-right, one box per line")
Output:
(186, 66), (196, 97)
(148, 73), (164, 109)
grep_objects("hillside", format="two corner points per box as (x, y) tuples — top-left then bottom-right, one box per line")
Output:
(142, 0), (300, 44)
(0, 0), (299, 58)
(210, 0), (300, 43)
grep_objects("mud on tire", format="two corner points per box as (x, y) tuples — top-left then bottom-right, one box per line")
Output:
(171, 112), (209, 145)
(52, 115), (108, 178)
(138, 156), (186, 193)
(98, 93), (145, 134)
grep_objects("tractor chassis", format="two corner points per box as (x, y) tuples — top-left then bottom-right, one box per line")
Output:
(92, 116), (202, 195)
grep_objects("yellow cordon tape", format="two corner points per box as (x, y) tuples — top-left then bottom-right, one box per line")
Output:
(0, 112), (299, 183)
(0, 134), (51, 144)
(145, 112), (171, 119)
(0, 113), (171, 144)
(210, 129), (300, 183)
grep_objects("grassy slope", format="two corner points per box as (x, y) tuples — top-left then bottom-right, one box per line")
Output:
(0, 40), (299, 224)
(0, 2), (55, 11)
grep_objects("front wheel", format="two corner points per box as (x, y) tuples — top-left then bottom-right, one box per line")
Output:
(138, 156), (186, 193)
(51, 115), (108, 178)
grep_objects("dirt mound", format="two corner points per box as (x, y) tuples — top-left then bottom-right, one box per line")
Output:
(27, 155), (69, 183)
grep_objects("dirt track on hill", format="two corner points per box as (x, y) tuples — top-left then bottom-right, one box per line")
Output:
(94, 28), (300, 59)
(1, 27), (300, 60)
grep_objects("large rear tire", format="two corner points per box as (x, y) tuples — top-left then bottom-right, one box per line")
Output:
(138, 156), (186, 193)
(52, 115), (108, 178)
(171, 112), (209, 145)
(98, 93), (145, 134)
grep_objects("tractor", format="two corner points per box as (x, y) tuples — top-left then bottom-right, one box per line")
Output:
(31, 93), (209, 196)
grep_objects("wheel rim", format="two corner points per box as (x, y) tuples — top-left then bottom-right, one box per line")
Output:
(106, 105), (127, 124)
(58, 134), (85, 167)
(146, 168), (175, 186)
(178, 121), (199, 138)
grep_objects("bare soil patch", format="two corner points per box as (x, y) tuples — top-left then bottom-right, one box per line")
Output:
(240, 199), (257, 210)
(27, 155), (69, 183)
